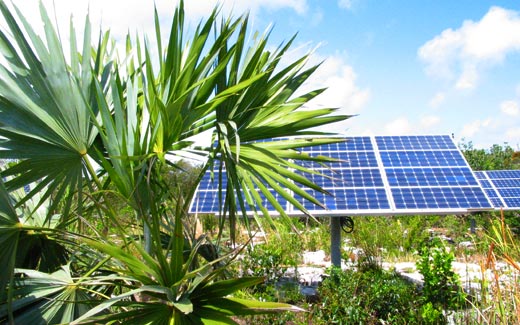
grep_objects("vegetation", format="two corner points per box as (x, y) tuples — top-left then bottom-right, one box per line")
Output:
(459, 140), (520, 171)
(230, 213), (520, 325)
(0, 1), (349, 323)
(0, 1), (519, 324)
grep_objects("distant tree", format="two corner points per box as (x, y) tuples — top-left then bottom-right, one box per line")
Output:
(459, 140), (518, 170)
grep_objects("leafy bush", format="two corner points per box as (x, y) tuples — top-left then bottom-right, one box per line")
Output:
(311, 267), (421, 324)
(242, 244), (289, 282)
(417, 238), (467, 312)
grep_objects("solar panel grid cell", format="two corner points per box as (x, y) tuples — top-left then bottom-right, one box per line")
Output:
(380, 151), (467, 167)
(478, 179), (493, 188)
(493, 179), (520, 188)
(487, 170), (520, 179)
(385, 167), (478, 187)
(299, 188), (390, 211)
(376, 135), (456, 151)
(504, 197), (520, 207)
(391, 187), (490, 210)
(497, 188), (520, 198)
(298, 168), (384, 188)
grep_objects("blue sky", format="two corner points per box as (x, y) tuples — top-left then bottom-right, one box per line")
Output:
(17, 0), (520, 149)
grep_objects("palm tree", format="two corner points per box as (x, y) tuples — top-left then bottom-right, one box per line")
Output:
(0, 1), (349, 323)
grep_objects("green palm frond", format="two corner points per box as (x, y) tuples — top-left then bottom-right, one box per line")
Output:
(0, 1), (110, 216)
(0, 265), (104, 324)
(0, 178), (20, 303)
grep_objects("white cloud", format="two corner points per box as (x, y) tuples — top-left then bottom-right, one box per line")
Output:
(420, 115), (441, 128)
(455, 64), (478, 90)
(418, 6), (520, 90)
(184, 0), (308, 17)
(460, 118), (494, 139)
(384, 118), (411, 135)
(505, 128), (520, 144)
(500, 100), (520, 116)
(338, 0), (353, 10)
(11, 0), (308, 42)
(300, 52), (370, 115)
(429, 92), (446, 108)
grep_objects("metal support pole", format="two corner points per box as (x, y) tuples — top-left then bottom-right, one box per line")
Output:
(331, 217), (342, 267)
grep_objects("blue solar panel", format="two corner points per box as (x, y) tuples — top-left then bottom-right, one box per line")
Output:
(391, 187), (491, 210)
(386, 167), (478, 187)
(189, 135), (494, 216)
(487, 170), (520, 179)
(301, 168), (384, 188)
(380, 151), (467, 167)
(301, 151), (378, 169)
(376, 135), (457, 151)
(297, 188), (390, 211)
(493, 179), (520, 188)
(474, 170), (520, 210)
(504, 197), (520, 207)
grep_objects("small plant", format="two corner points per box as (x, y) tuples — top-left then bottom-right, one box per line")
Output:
(417, 238), (467, 312)
(421, 302), (445, 324)
(242, 244), (289, 282)
(311, 266), (421, 324)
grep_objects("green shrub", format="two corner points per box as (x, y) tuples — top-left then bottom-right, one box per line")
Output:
(311, 266), (421, 324)
(416, 238), (467, 311)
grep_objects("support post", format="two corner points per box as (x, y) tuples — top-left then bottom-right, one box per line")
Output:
(330, 217), (342, 267)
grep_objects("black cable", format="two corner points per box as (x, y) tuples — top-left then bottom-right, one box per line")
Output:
(340, 216), (354, 233)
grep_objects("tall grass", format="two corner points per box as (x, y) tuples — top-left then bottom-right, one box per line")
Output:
(462, 210), (520, 324)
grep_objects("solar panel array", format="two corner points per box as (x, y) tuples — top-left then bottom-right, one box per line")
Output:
(474, 170), (520, 210)
(189, 135), (497, 216)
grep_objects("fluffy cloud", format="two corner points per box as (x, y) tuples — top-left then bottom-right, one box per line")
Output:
(338, 0), (353, 10)
(384, 118), (412, 135)
(420, 115), (441, 128)
(429, 92), (446, 108)
(11, 0), (308, 42)
(303, 53), (370, 114)
(184, 0), (308, 17)
(505, 128), (520, 142)
(460, 119), (492, 138)
(500, 100), (520, 116)
(380, 115), (440, 136)
(418, 6), (520, 90)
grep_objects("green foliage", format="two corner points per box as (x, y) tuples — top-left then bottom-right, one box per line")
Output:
(241, 224), (302, 282)
(0, 0), (348, 323)
(416, 238), (466, 311)
(459, 140), (518, 170)
(420, 302), (445, 325)
(242, 244), (290, 283)
(302, 218), (331, 253)
(311, 267), (421, 324)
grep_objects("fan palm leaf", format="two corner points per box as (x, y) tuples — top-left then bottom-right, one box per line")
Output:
(0, 1), (111, 217)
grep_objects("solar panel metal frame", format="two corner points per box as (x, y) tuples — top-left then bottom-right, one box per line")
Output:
(189, 135), (494, 217)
